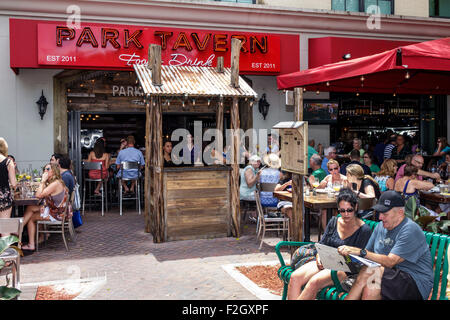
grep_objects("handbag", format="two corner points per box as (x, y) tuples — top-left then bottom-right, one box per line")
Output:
(72, 209), (83, 228)
(72, 181), (81, 211)
(290, 243), (317, 270)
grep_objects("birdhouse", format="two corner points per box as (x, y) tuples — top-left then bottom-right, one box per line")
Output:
(273, 121), (308, 175)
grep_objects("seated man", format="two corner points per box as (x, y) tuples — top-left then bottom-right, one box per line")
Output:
(395, 154), (440, 183)
(59, 155), (75, 198)
(308, 154), (327, 185)
(116, 135), (145, 194)
(338, 190), (433, 300)
(340, 149), (372, 176)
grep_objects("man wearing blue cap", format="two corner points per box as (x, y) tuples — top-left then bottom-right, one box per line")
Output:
(337, 190), (433, 300)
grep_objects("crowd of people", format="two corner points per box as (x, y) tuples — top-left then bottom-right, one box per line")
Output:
(0, 134), (146, 254)
(237, 132), (449, 300)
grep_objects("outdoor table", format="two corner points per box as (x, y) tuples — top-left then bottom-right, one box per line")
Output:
(12, 196), (42, 217)
(419, 190), (450, 205)
(274, 190), (337, 242)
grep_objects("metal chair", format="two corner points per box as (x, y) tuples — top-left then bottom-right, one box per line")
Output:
(255, 189), (290, 250)
(117, 161), (141, 216)
(0, 218), (23, 289)
(82, 161), (108, 216)
(36, 197), (76, 252)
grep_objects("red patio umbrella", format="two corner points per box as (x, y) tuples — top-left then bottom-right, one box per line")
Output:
(277, 37), (450, 95)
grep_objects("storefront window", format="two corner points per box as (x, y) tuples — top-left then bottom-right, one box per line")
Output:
(430, 0), (450, 18)
(332, 0), (393, 14)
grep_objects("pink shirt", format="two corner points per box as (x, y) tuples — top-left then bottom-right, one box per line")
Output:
(395, 164), (423, 183)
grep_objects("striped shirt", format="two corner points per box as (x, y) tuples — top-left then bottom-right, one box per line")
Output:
(384, 144), (395, 159)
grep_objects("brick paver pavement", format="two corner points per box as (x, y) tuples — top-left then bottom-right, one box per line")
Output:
(13, 208), (319, 300)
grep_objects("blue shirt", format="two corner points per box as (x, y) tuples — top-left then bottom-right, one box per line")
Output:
(435, 146), (450, 164)
(115, 147), (145, 179)
(61, 170), (75, 197)
(365, 217), (433, 300)
(259, 168), (280, 207)
(321, 157), (330, 174)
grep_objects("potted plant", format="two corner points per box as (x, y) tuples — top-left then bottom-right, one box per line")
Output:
(0, 235), (21, 300)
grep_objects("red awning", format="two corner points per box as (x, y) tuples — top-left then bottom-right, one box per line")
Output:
(277, 38), (450, 95)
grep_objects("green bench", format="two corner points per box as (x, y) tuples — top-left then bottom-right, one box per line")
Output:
(275, 219), (449, 300)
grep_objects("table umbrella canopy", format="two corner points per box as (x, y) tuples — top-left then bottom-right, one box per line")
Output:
(277, 38), (450, 95)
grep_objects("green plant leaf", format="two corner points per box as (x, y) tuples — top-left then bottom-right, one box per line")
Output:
(0, 286), (21, 300)
(427, 221), (439, 233)
(438, 220), (450, 233)
(0, 235), (19, 255)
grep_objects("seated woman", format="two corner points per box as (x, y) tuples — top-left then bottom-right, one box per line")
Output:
(275, 171), (292, 218)
(394, 165), (434, 207)
(288, 188), (372, 300)
(21, 163), (70, 252)
(239, 155), (262, 202)
(88, 139), (110, 195)
(374, 159), (398, 192)
(318, 159), (347, 230)
(346, 164), (381, 199)
(363, 151), (380, 175)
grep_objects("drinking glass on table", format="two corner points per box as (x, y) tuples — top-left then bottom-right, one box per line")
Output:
(333, 181), (342, 193)
(311, 177), (320, 191)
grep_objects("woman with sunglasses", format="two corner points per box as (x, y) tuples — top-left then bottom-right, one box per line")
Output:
(288, 188), (372, 300)
(21, 163), (70, 252)
(318, 160), (347, 229)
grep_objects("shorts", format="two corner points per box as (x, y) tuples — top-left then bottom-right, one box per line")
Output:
(381, 267), (423, 300)
(40, 206), (58, 222)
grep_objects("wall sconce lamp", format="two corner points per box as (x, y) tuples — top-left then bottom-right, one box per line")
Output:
(36, 90), (48, 120)
(258, 93), (270, 120)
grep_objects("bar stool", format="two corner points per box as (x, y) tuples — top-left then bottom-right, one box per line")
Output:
(82, 161), (108, 216)
(117, 161), (141, 216)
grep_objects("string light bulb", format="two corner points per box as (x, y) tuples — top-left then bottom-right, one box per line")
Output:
(316, 90), (320, 95)
(326, 81), (330, 87)
(360, 76), (365, 82)
(405, 72), (410, 79)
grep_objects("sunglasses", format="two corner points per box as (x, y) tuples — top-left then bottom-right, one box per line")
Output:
(329, 167), (339, 171)
(44, 167), (51, 171)
(338, 208), (355, 213)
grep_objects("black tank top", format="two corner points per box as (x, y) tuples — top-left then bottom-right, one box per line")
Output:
(0, 158), (10, 189)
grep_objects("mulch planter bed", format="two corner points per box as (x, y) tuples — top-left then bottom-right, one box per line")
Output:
(236, 264), (283, 296)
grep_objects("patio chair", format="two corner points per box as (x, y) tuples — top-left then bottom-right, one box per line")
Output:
(82, 161), (108, 216)
(36, 197), (76, 252)
(0, 218), (24, 289)
(117, 161), (141, 216)
(255, 189), (290, 250)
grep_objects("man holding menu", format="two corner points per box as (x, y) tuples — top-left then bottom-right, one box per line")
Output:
(337, 191), (433, 300)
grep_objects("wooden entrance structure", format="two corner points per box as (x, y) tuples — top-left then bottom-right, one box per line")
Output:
(135, 40), (257, 243)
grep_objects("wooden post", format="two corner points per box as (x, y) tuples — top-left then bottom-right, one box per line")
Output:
(216, 56), (224, 73)
(292, 87), (304, 242)
(147, 44), (154, 69)
(151, 96), (165, 242)
(230, 97), (241, 237)
(150, 45), (162, 86)
(216, 99), (224, 163)
(144, 98), (152, 233)
(230, 38), (242, 88)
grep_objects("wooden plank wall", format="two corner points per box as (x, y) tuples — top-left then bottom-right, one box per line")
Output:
(164, 169), (231, 241)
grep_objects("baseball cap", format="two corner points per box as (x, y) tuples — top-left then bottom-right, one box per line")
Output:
(371, 190), (405, 213)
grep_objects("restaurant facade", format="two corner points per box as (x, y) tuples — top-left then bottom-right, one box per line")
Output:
(1, 0), (449, 174)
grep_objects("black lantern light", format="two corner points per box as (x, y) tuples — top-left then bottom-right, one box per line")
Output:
(258, 93), (270, 120)
(36, 90), (48, 120)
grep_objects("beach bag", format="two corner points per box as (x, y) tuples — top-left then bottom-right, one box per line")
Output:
(72, 209), (83, 228)
(290, 243), (317, 270)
